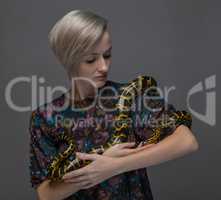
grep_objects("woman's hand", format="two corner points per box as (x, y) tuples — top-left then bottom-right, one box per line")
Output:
(103, 142), (155, 157)
(62, 153), (123, 189)
(62, 142), (155, 190)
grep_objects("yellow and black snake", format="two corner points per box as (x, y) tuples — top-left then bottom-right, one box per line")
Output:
(47, 75), (192, 181)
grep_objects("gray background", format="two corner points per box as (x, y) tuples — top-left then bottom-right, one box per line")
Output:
(1, 0), (220, 199)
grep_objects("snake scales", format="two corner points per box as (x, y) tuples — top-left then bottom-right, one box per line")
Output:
(47, 75), (192, 181)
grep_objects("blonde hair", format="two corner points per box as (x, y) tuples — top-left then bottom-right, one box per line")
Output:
(48, 10), (108, 79)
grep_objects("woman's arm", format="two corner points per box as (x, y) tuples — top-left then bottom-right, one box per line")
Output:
(116, 125), (199, 173)
(62, 125), (199, 187)
(36, 179), (82, 200)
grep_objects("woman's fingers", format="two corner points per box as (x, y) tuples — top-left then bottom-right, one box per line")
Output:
(135, 143), (155, 151)
(103, 142), (156, 158)
(120, 142), (153, 149)
(123, 143), (155, 154)
(63, 167), (86, 180)
(119, 142), (136, 148)
(64, 175), (88, 183)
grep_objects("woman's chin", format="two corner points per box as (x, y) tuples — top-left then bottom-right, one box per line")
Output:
(96, 79), (107, 88)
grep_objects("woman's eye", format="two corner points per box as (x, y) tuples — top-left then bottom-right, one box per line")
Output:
(103, 54), (112, 59)
(85, 58), (96, 64)
(85, 53), (111, 64)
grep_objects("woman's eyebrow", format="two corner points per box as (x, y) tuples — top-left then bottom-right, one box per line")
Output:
(90, 46), (112, 55)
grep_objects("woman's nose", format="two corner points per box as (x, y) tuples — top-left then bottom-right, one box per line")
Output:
(97, 56), (108, 72)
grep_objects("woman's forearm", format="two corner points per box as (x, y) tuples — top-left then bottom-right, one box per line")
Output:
(37, 179), (80, 200)
(116, 125), (199, 174)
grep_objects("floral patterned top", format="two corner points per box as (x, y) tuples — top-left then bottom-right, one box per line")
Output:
(29, 78), (192, 200)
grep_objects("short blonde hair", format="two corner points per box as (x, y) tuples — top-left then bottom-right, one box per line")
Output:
(48, 10), (108, 78)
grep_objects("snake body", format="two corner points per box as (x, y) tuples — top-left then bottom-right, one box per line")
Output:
(47, 75), (192, 181)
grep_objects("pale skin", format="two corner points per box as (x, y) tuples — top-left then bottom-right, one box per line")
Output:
(36, 30), (199, 200)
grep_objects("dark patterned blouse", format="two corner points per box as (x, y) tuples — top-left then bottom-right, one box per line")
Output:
(29, 78), (192, 200)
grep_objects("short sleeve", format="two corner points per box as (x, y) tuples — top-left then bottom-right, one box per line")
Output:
(29, 108), (58, 188)
(131, 77), (192, 144)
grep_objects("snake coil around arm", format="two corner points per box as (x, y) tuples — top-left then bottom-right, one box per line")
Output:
(47, 75), (192, 181)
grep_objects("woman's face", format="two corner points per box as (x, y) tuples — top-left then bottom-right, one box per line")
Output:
(77, 31), (112, 89)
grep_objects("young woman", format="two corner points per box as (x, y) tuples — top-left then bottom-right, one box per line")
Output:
(29, 10), (199, 200)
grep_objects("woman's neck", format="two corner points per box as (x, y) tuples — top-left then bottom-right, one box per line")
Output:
(70, 81), (96, 102)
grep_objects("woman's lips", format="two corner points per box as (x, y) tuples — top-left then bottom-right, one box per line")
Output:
(96, 76), (106, 79)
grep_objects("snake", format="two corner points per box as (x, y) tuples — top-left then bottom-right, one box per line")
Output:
(47, 75), (192, 181)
